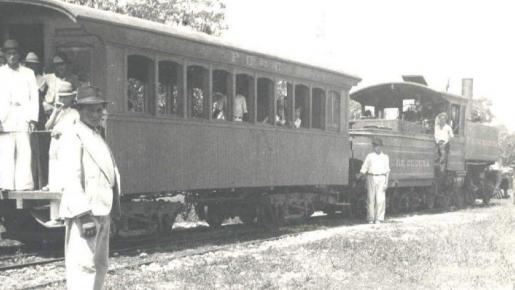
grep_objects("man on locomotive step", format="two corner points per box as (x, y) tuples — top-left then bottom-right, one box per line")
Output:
(434, 112), (454, 171)
(0, 39), (39, 190)
(358, 138), (390, 224)
(59, 86), (121, 290)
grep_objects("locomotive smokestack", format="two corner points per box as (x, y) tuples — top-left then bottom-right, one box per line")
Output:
(462, 78), (473, 99)
(463, 78), (473, 122)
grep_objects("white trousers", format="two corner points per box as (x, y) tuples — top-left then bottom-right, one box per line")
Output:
(366, 175), (386, 222)
(65, 215), (110, 290)
(0, 132), (34, 190)
(47, 136), (62, 192)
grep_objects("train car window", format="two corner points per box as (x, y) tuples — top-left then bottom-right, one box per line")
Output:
(275, 80), (291, 126)
(187, 65), (209, 119)
(450, 104), (461, 135)
(158, 61), (183, 116)
(212, 70), (232, 121)
(127, 55), (155, 114)
(294, 84), (310, 129)
(236, 74), (254, 123)
(257, 78), (274, 124)
(362, 105), (375, 118)
(327, 91), (340, 130)
(312, 88), (325, 129)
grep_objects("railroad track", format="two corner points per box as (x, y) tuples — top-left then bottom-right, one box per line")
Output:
(8, 203), (495, 289)
(0, 223), (261, 277)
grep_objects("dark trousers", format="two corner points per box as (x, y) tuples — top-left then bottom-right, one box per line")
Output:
(436, 142), (450, 171)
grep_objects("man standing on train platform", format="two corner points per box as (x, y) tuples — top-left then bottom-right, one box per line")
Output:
(0, 39), (39, 191)
(434, 112), (454, 171)
(59, 86), (121, 290)
(24, 52), (47, 97)
(359, 138), (390, 224)
(25, 52), (50, 188)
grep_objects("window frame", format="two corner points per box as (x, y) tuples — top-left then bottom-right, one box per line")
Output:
(156, 56), (185, 118)
(186, 62), (211, 120)
(125, 50), (157, 115)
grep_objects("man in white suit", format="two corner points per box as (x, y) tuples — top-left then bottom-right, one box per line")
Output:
(0, 39), (39, 190)
(59, 86), (121, 290)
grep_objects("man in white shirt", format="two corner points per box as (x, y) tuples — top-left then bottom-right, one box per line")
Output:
(359, 138), (390, 224)
(233, 94), (248, 121)
(434, 113), (454, 170)
(0, 39), (39, 190)
(60, 86), (121, 290)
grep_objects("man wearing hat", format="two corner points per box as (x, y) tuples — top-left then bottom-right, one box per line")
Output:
(359, 138), (390, 224)
(434, 112), (454, 171)
(44, 81), (79, 192)
(43, 55), (78, 114)
(0, 39), (39, 190)
(24, 52), (47, 93)
(59, 85), (120, 290)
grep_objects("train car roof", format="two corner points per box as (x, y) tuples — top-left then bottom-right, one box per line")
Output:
(0, 0), (360, 83)
(350, 82), (468, 107)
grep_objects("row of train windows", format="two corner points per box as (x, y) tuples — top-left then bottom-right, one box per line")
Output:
(126, 55), (341, 130)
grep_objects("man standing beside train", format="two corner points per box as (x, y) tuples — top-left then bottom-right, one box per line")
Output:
(0, 39), (39, 191)
(359, 138), (390, 224)
(59, 86), (121, 290)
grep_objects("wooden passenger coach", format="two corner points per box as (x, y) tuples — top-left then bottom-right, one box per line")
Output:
(0, 0), (360, 234)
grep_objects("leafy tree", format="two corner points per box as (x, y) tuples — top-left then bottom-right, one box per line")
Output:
(60, 0), (227, 36)
(470, 97), (494, 123)
(499, 130), (515, 166)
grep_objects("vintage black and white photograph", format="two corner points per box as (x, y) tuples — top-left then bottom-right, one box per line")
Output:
(0, 0), (514, 289)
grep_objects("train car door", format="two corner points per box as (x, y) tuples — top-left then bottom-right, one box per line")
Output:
(4, 24), (44, 60)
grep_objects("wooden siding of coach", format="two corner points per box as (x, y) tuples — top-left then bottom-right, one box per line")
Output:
(106, 115), (351, 195)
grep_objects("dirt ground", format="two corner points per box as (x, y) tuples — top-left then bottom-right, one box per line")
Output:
(98, 199), (515, 290)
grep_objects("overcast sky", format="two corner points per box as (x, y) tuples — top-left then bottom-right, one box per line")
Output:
(223, 0), (515, 130)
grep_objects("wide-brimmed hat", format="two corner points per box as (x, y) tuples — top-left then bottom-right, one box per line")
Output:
(372, 138), (384, 146)
(3, 39), (19, 52)
(437, 112), (448, 120)
(76, 86), (109, 105)
(52, 55), (65, 64)
(58, 81), (76, 97)
(25, 52), (40, 64)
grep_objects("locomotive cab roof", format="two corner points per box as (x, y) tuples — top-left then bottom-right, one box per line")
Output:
(350, 82), (468, 108)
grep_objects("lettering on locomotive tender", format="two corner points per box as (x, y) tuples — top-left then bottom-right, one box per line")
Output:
(394, 159), (431, 169)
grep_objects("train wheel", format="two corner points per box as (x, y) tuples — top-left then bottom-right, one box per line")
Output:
(160, 214), (174, 234)
(206, 205), (224, 228)
(110, 219), (119, 239)
(239, 205), (257, 225)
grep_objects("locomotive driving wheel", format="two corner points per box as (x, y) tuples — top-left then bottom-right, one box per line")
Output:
(206, 204), (224, 228)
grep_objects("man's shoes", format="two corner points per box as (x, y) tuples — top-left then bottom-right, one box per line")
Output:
(374, 220), (382, 224)
(368, 221), (374, 224)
